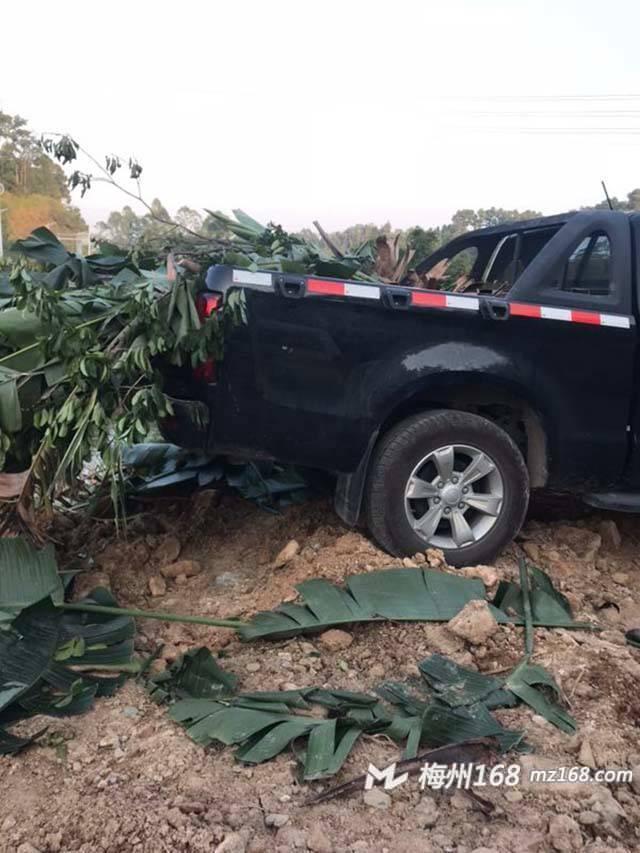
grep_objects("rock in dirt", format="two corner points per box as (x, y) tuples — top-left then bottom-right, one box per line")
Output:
(547, 814), (582, 852)
(578, 739), (596, 768)
(161, 644), (180, 663)
(160, 559), (202, 579)
(215, 831), (249, 853)
(369, 663), (386, 680)
(307, 825), (333, 853)
(612, 571), (629, 585)
(319, 629), (353, 651)
(585, 786), (626, 826)
(265, 813), (290, 828)
(460, 565), (499, 588)
(413, 796), (439, 828)
(522, 541), (541, 563)
(598, 519), (622, 550)
(334, 532), (366, 554)
(154, 534), (181, 565)
(363, 788), (391, 809)
(425, 548), (446, 568)
(273, 540), (300, 567)
(148, 575), (167, 597)
(554, 525), (601, 561)
(447, 599), (498, 645)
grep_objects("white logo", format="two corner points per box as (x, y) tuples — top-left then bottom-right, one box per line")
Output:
(364, 762), (409, 791)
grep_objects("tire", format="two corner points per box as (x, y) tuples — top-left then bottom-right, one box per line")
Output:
(365, 410), (529, 566)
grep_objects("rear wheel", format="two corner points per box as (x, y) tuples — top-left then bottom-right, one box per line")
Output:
(365, 410), (529, 566)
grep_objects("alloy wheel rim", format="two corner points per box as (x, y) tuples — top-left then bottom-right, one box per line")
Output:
(403, 443), (504, 550)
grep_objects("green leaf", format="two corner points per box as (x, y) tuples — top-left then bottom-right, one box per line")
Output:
(232, 210), (267, 235)
(11, 227), (70, 267)
(505, 661), (576, 734)
(493, 562), (575, 626)
(0, 540), (63, 629)
(0, 308), (44, 350)
(148, 647), (236, 702)
(0, 588), (136, 748)
(239, 567), (489, 641)
(302, 719), (363, 780)
(418, 654), (516, 709)
(0, 725), (47, 756)
(0, 366), (22, 433)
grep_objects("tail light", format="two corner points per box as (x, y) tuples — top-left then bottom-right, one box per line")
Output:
(195, 292), (223, 319)
(194, 291), (223, 382)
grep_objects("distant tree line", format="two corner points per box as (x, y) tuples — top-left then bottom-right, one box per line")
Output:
(0, 111), (86, 243)
(4, 109), (640, 268)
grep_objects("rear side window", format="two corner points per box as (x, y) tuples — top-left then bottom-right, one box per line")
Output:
(556, 232), (611, 296)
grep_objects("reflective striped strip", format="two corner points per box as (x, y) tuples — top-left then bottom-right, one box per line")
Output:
(232, 270), (633, 328)
(232, 270), (272, 287)
(307, 279), (380, 300)
(510, 302), (631, 328)
(411, 291), (480, 311)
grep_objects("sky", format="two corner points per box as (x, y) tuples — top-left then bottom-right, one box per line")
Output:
(3, 0), (640, 232)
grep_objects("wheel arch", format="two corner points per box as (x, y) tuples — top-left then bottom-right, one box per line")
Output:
(377, 379), (549, 489)
(335, 377), (548, 527)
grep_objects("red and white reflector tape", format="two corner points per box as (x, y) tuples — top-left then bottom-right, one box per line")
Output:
(232, 271), (632, 329)
(411, 291), (480, 312)
(307, 278), (380, 300)
(510, 302), (631, 328)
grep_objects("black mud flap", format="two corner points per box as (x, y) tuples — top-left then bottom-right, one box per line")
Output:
(334, 431), (379, 526)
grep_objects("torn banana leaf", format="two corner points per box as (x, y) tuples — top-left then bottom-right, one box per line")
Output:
(0, 725), (47, 756)
(123, 443), (307, 507)
(0, 539), (63, 629)
(505, 661), (576, 734)
(419, 652), (574, 735)
(239, 568), (489, 641)
(418, 654), (517, 710)
(0, 588), (137, 754)
(148, 646), (237, 703)
(626, 628), (640, 649)
(493, 562), (575, 626)
(164, 668), (406, 779)
(240, 564), (588, 641)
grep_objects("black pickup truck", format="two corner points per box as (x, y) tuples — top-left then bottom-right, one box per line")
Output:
(161, 209), (640, 566)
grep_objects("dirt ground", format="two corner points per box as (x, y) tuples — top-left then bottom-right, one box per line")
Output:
(2, 489), (640, 853)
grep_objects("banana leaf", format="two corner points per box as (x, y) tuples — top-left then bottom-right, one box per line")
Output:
(418, 654), (517, 710)
(0, 540), (63, 629)
(0, 588), (136, 754)
(122, 444), (306, 506)
(11, 227), (71, 267)
(492, 562), (574, 626)
(626, 629), (640, 649)
(505, 661), (576, 734)
(238, 568), (491, 641)
(0, 726), (47, 755)
(418, 652), (573, 735)
(170, 688), (389, 777)
(148, 646), (237, 703)
(241, 561), (592, 642)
